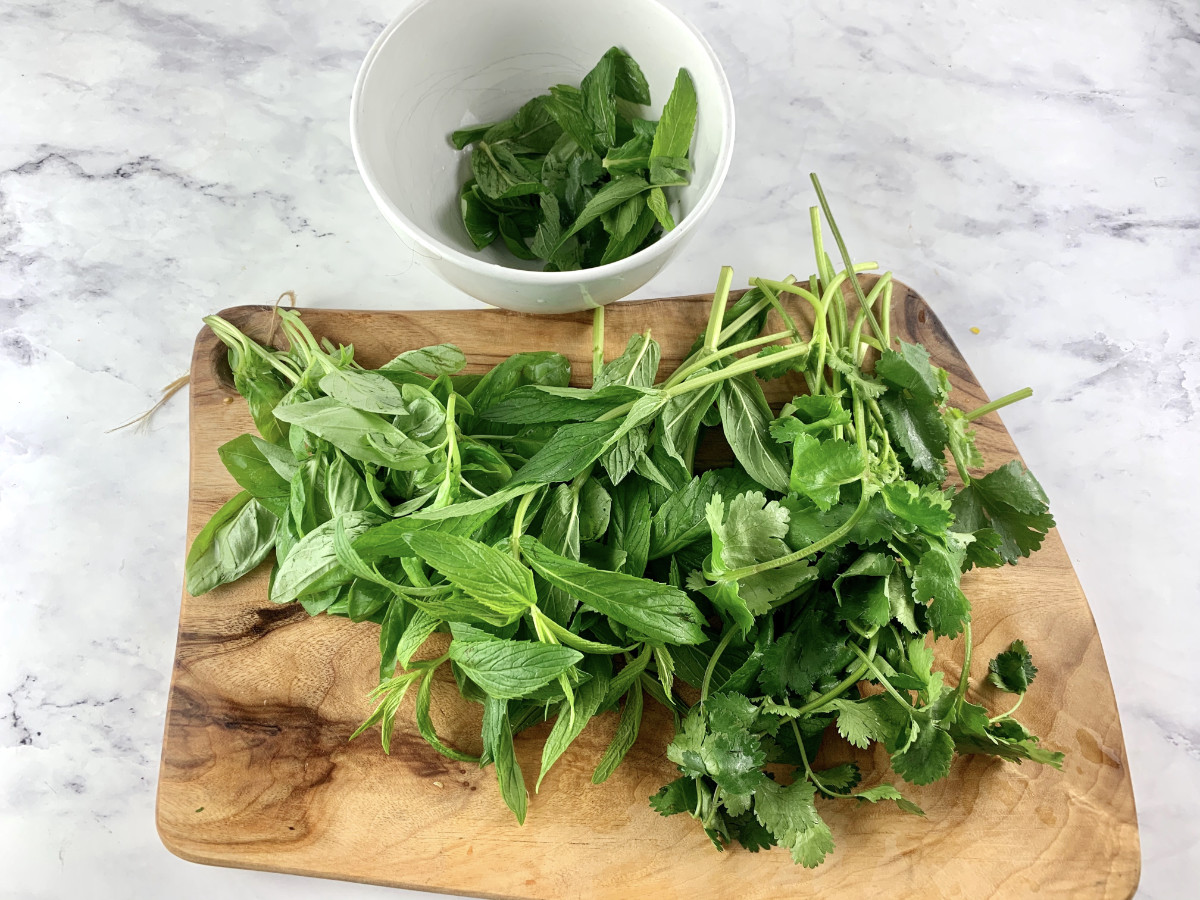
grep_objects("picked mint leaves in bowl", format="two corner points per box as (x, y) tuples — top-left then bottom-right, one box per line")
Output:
(351, 0), (734, 314)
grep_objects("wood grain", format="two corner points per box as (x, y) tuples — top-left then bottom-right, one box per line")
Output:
(156, 282), (1140, 899)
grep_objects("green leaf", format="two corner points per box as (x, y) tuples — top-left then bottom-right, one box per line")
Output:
(988, 640), (1038, 694)
(649, 468), (760, 559)
(602, 132), (653, 175)
(608, 477), (651, 577)
(448, 633), (582, 700)
(521, 537), (705, 644)
(405, 532), (536, 621)
(770, 395), (852, 441)
(854, 783), (925, 816)
(912, 539), (972, 639)
(606, 46), (651, 105)
(508, 419), (623, 486)
(592, 684), (644, 783)
(325, 452), (372, 517)
(545, 83), (596, 154)
(451, 123), (494, 150)
(832, 551), (895, 629)
(753, 777), (835, 868)
(951, 461), (1055, 565)
(218, 435), (290, 518)
(270, 510), (381, 603)
(185, 492), (278, 595)
(786, 433), (865, 511)
(891, 713), (955, 785)
(396, 608), (441, 668)
(659, 368), (721, 471)
(881, 481), (954, 534)
(650, 776), (699, 817)
(379, 344), (467, 377)
(600, 202), (658, 265)
(481, 384), (647, 425)
(826, 696), (893, 749)
(943, 406), (984, 470)
(487, 698), (529, 824)
(481, 95), (563, 154)
(471, 140), (545, 200)
(273, 398), (431, 470)
(580, 51), (618, 149)
(557, 175), (652, 246)
(538, 659), (611, 789)
(646, 186), (674, 230)
(577, 479), (612, 542)
(648, 68), (697, 163)
(498, 214), (538, 260)
(415, 668), (481, 763)
(718, 374), (790, 494)
(459, 181), (500, 249)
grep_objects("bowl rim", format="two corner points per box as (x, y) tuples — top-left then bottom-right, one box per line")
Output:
(349, 0), (736, 286)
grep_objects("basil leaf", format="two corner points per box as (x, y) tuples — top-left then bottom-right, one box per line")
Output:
(185, 491), (278, 596)
(379, 343), (467, 377)
(273, 397), (432, 469)
(718, 374), (790, 493)
(218, 434), (290, 519)
(270, 510), (381, 604)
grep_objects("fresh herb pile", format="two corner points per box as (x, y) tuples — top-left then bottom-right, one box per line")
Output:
(451, 46), (697, 270)
(187, 179), (1061, 868)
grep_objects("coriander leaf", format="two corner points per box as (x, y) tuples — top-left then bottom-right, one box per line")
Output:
(786, 433), (865, 511)
(832, 551), (895, 629)
(881, 481), (954, 534)
(701, 728), (768, 796)
(650, 776), (699, 817)
(753, 777), (835, 868)
(951, 461), (1055, 564)
(891, 712), (955, 785)
(875, 341), (949, 402)
(826, 696), (892, 749)
(650, 468), (761, 559)
(854, 783), (925, 816)
(448, 634), (581, 700)
(770, 395), (851, 441)
(988, 640), (1038, 694)
(405, 532), (536, 621)
(521, 536), (705, 644)
(943, 406), (984, 470)
(911, 539), (972, 639)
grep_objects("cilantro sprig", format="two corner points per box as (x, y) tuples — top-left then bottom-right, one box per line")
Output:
(186, 176), (1062, 866)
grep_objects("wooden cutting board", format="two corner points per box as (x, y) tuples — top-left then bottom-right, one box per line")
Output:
(156, 282), (1140, 899)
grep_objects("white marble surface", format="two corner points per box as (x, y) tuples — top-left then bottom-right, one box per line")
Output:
(2, 0), (1197, 896)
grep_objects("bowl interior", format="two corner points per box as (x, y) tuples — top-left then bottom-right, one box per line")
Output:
(353, 0), (732, 272)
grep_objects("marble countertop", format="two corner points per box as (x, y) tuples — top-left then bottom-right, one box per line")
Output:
(3, 1), (1196, 897)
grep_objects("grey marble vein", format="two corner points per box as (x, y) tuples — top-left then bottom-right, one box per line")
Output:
(2, 0), (1197, 897)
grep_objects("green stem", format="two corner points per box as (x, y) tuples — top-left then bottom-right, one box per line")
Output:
(705, 266), (735, 352)
(592, 305), (605, 384)
(722, 483), (872, 581)
(849, 642), (915, 709)
(510, 489), (536, 560)
(700, 628), (736, 703)
(963, 388), (1033, 422)
(665, 330), (797, 389)
(951, 622), (974, 711)
(810, 173), (886, 346)
(989, 692), (1025, 724)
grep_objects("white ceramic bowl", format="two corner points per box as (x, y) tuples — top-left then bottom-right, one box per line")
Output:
(350, 0), (734, 314)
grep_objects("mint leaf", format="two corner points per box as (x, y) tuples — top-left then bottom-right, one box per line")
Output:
(405, 532), (536, 621)
(448, 633), (582, 699)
